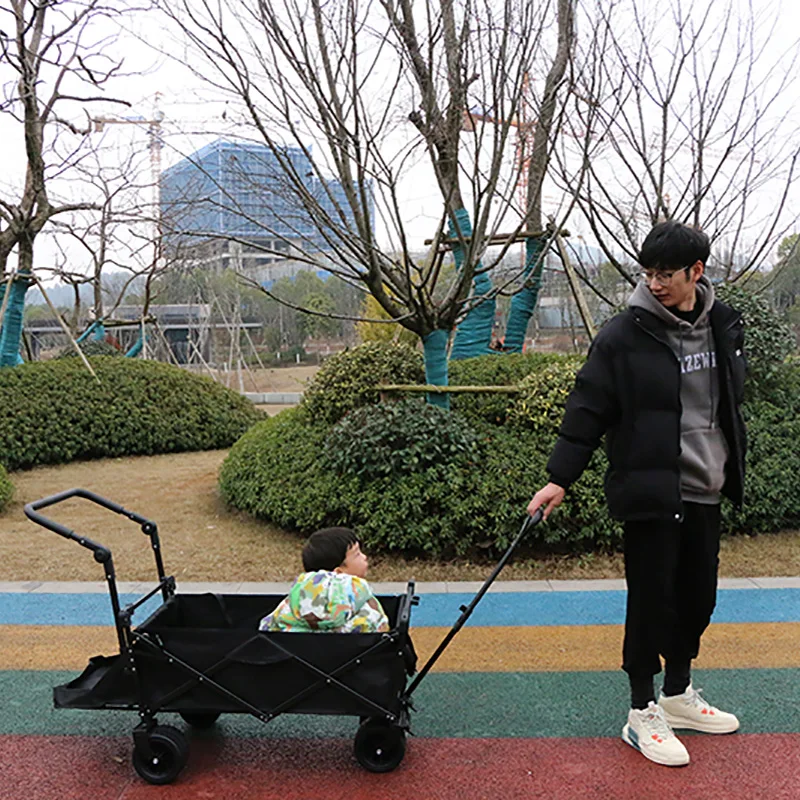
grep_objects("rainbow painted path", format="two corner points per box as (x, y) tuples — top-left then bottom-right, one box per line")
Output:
(2, 578), (799, 799)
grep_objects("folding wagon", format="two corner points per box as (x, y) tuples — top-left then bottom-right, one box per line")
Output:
(25, 488), (542, 785)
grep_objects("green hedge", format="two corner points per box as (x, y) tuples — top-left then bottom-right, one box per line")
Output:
(449, 352), (584, 424)
(219, 405), (622, 556)
(0, 357), (262, 471)
(722, 398), (800, 534)
(55, 340), (122, 359)
(717, 283), (795, 384)
(323, 398), (478, 482)
(302, 342), (424, 424)
(221, 337), (800, 556)
(0, 463), (13, 512)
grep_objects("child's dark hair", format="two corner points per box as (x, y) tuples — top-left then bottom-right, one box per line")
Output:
(302, 527), (358, 572)
(638, 221), (710, 271)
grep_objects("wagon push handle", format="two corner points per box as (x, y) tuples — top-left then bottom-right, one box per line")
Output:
(405, 509), (543, 698)
(23, 488), (173, 628)
(25, 488), (152, 562)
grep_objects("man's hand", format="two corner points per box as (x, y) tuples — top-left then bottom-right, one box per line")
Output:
(527, 482), (566, 521)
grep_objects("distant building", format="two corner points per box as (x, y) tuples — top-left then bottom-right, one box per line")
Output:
(160, 139), (372, 277)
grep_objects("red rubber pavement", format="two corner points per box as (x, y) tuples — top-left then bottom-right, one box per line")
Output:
(3, 733), (798, 800)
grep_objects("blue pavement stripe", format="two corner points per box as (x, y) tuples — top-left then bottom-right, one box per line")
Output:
(0, 593), (163, 627)
(2, 588), (799, 627)
(412, 589), (800, 626)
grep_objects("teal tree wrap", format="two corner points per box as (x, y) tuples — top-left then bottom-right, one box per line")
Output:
(125, 330), (145, 358)
(449, 208), (495, 361)
(503, 235), (545, 353)
(422, 328), (449, 409)
(0, 271), (33, 367)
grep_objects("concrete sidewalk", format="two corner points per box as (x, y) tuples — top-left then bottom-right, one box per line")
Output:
(1, 577), (798, 594)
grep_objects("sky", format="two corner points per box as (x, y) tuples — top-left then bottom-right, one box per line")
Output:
(1, 0), (800, 285)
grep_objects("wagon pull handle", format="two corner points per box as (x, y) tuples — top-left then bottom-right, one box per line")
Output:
(404, 509), (543, 698)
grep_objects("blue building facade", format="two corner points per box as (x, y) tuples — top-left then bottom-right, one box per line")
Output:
(160, 139), (371, 270)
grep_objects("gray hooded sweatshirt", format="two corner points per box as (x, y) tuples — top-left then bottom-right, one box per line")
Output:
(628, 275), (728, 504)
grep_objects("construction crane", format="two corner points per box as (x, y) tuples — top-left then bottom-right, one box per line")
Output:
(460, 77), (597, 341)
(461, 72), (534, 220)
(93, 97), (164, 188)
(91, 96), (166, 276)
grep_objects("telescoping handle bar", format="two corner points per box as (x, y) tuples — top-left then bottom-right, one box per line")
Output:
(24, 488), (155, 564)
(404, 509), (543, 698)
(23, 488), (173, 627)
(25, 488), (175, 668)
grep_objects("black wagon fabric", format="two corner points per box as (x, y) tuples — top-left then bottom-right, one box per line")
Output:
(54, 592), (415, 718)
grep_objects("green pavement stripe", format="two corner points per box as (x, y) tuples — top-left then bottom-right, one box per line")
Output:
(2, 668), (798, 739)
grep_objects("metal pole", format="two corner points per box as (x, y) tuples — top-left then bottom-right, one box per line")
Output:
(34, 277), (99, 381)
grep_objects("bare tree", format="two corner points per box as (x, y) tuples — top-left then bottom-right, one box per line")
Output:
(554, 0), (800, 296)
(0, 0), (132, 366)
(157, 0), (575, 403)
(44, 139), (171, 342)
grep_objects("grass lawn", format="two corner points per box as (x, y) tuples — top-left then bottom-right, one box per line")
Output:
(3, 447), (798, 584)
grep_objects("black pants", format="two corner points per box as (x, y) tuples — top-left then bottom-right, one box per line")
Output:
(622, 502), (721, 681)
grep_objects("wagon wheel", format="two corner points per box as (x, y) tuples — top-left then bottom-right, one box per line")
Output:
(353, 718), (407, 773)
(132, 724), (189, 785)
(179, 710), (221, 729)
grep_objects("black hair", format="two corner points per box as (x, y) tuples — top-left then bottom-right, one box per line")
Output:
(302, 527), (358, 572)
(638, 221), (710, 271)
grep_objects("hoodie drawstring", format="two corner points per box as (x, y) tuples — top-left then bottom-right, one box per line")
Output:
(708, 326), (714, 430)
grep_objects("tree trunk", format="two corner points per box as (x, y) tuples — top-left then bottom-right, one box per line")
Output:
(0, 270), (32, 367)
(449, 208), (495, 360)
(503, 0), (573, 347)
(422, 329), (450, 409)
(503, 235), (546, 352)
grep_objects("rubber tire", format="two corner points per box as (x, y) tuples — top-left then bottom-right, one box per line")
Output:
(132, 724), (189, 785)
(353, 718), (406, 773)
(179, 710), (221, 729)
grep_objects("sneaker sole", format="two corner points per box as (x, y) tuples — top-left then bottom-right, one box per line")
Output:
(659, 711), (740, 734)
(621, 724), (690, 767)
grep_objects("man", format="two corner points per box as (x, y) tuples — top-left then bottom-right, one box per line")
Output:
(528, 221), (746, 767)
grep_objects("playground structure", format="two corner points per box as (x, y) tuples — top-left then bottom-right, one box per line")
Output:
(23, 298), (271, 392)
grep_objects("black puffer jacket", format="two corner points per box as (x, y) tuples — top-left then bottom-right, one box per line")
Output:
(546, 300), (746, 522)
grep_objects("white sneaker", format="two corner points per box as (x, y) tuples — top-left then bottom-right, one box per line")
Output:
(658, 683), (740, 734)
(621, 702), (690, 766)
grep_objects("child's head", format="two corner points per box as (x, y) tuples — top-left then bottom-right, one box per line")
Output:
(302, 527), (369, 578)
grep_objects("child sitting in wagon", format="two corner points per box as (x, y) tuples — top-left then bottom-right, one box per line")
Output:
(259, 527), (390, 634)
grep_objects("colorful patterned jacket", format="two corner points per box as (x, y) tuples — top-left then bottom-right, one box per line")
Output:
(259, 571), (390, 633)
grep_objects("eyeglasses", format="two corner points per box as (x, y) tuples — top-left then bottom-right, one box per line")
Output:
(638, 267), (690, 286)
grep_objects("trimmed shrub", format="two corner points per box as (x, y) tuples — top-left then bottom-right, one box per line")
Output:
(0, 463), (13, 512)
(449, 352), (583, 425)
(302, 342), (424, 425)
(219, 403), (622, 557)
(221, 352), (800, 559)
(219, 407), (352, 533)
(323, 399), (478, 482)
(716, 283), (794, 384)
(0, 357), (262, 471)
(56, 340), (122, 359)
(507, 359), (583, 433)
(722, 392), (800, 534)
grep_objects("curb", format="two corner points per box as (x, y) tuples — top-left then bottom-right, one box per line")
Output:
(1, 577), (799, 594)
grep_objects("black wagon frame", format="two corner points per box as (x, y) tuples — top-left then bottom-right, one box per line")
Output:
(25, 488), (542, 784)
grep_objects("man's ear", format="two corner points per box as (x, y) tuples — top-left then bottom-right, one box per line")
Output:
(690, 260), (705, 279)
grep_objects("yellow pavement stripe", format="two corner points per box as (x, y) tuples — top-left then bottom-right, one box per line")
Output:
(2, 622), (799, 672)
(0, 625), (119, 671)
(412, 623), (800, 672)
